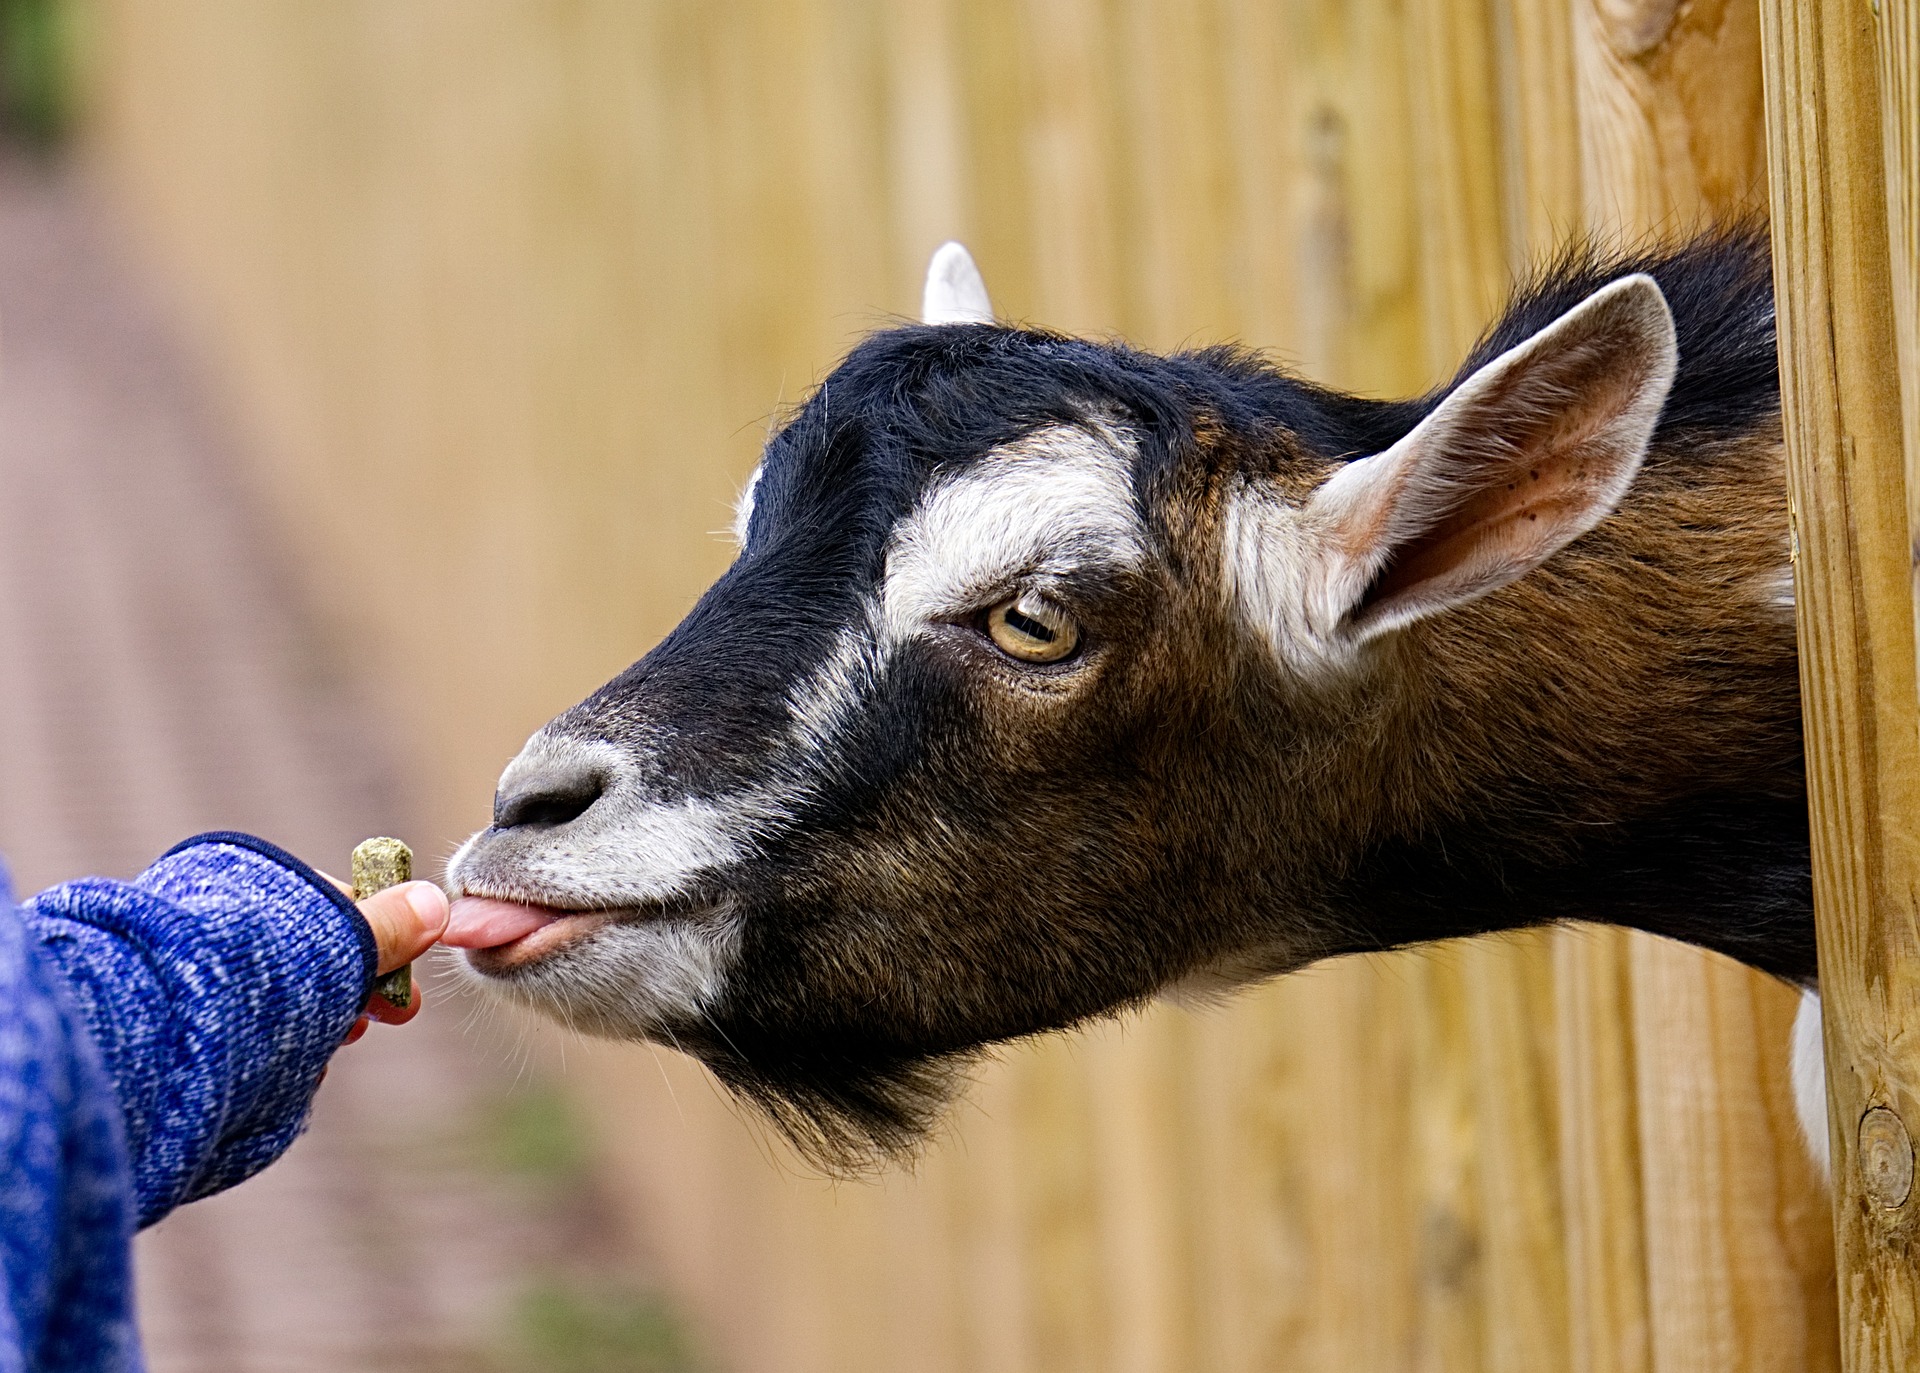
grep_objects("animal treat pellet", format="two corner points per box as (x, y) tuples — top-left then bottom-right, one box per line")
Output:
(351, 837), (414, 1008)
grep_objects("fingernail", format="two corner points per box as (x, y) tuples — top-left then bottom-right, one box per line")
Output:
(405, 881), (449, 930)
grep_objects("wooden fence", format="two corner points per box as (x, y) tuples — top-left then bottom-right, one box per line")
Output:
(71, 0), (1915, 1368)
(1765, 0), (1920, 1364)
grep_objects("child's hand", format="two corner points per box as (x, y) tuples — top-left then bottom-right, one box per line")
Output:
(333, 880), (448, 1045)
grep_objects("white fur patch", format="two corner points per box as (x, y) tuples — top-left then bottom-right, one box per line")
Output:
(1219, 482), (1354, 679)
(449, 736), (773, 911)
(524, 792), (747, 904)
(732, 463), (763, 547)
(1791, 987), (1830, 1181)
(879, 420), (1145, 642)
(787, 623), (885, 751)
(1761, 564), (1796, 613)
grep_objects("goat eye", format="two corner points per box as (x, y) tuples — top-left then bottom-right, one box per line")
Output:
(984, 594), (1081, 664)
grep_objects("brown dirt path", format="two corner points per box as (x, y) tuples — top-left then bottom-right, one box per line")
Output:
(0, 152), (588, 1372)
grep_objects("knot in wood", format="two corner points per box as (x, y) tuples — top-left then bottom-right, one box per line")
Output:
(1857, 1106), (1914, 1209)
(1593, 0), (1679, 57)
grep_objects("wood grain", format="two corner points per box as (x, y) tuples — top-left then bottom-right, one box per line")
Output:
(1884, 0), (1920, 650)
(1567, 2), (1836, 1368)
(1575, 0), (1768, 232)
(1762, 0), (1920, 1366)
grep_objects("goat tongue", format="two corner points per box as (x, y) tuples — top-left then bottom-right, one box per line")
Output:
(443, 896), (562, 949)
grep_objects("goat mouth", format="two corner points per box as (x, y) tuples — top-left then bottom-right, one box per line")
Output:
(444, 895), (571, 948)
(466, 911), (616, 973)
(446, 890), (733, 975)
(445, 896), (612, 972)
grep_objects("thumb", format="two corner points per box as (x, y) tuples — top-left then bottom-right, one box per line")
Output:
(357, 881), (450, 974)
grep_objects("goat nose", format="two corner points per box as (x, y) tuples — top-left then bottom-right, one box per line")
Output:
(493, 761), (607, 830)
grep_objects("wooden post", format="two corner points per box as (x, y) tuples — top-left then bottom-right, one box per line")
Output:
(1761, 0), (1920, 1366)
(1564, 2), (1838, 1369)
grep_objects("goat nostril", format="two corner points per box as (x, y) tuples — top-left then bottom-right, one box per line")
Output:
(493, 769), (606, 830)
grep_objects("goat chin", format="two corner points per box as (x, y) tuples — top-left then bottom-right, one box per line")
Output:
(453, 912), (745, 1040)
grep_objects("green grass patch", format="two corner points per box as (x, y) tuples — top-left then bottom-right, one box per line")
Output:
(500, 1280), (707, 1373)
(0, 0), (71, 148)
(482, 1081), (593, 1185)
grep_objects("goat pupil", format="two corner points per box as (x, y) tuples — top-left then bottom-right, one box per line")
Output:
(1005, 608), (1055, 642)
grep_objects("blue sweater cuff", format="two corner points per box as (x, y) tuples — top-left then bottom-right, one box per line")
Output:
(24, 833), (377, 1226)
(156, 831), (379, 990)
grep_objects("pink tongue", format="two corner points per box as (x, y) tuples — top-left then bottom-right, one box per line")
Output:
(443, 896), (563, 949)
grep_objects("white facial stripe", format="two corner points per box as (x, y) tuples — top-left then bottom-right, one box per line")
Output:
(732, 463), (764, 547)
(880, 420), (1145, 641)
(788, 623), (886, 751)
(515, 793), (748, 904)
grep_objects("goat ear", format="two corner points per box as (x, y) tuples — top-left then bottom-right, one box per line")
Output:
(1307, 273), (1677, 641)
(921, 241), (994, 324)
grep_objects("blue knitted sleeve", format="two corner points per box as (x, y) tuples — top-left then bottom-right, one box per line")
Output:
(0, 890), (141, 1373)
(20, 833), (377, 1228)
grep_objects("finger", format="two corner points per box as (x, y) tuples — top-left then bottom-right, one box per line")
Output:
(366, 981), (427, 1026)
(343, 1014), (371, 1046)
(317, 869), (354, 898)
(358, 881), (450, 974)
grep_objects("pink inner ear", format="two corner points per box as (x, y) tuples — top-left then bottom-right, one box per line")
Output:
(1362, 471), (1596, 609)
(1354, 352), (1653, 622)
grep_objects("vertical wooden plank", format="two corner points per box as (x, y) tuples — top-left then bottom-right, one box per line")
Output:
(1574, 0), (1768, 231)
(1567, 2), (1837, 1369)
(1881, 0), (1920, 1338)
(1081, 1017), (1195, 1373)
(1488, 0), (1581, 264)
(1404, 0), (1512, 365)
(1554, 927), (1652, 1373)
(1213, 0), (1305, 362)
(1005, 0), (1119, 334)
(1351, 2), (1431, 389)
(1883, 0), (1920, 650)
(1223, 967), (1424, 1372)
(1110, 0), (1237, 345)
(1761, 0), (1920, 1366)
(1399, 4), (1582, 1367)
(1406, 956), (1489, 1371)
(1462, 937), (1571, 1372)
(882, 0), (970, 292)
(1629, 940), (1839, 1369)
(944, 1065), (1040, 1373)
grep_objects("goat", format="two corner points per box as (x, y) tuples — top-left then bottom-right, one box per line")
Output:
(444, 227), (1820, 1171)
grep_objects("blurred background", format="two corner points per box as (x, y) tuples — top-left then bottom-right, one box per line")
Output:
(0, 2), (1836, 1370)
